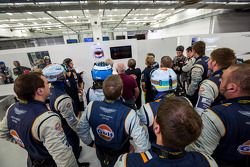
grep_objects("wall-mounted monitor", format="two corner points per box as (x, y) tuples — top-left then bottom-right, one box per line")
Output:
(110, 45), (132, 60)
(102, 36), (110, 41)
(84, 38), (94, 42)
(116, 35), (125, 40)
(66, 39), (78, 44)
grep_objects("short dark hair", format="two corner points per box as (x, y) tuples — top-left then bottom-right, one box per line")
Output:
(145, 55), (155, 67)
(63, 58), (72, 66)
(156, 96), (202, 149)
(210, 48), (236, 69)
(244, 59), (250, 64)
(103, 75), (123, 100)
(128, 59), (136, 69)
(14, 72), (44, 101)
(192, 41), (206, 56)
(228, 64), (250, 95)
(186, 46), (192, 52)
(161, 56), (173, 68)
(176, 45), (184, 52)
(147, 53), (155, 58)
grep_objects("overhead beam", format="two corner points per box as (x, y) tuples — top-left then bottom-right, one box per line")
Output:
(0, 2), (250, 12)
(44, 11), (79, 34)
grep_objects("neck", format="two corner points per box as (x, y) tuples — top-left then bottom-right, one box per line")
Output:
(226, 93), (249, 100)
(34, 96), (45, 102)
(156, 135), (164, 146)
(213, 66), (221, 73)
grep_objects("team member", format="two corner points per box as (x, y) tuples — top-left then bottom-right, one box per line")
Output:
(115, 96), (218, 167)
(142, 54), (155, 103)
(63, 58), (82, 116)
(187, 64), (250, 167)
(186, 41), (209, 105)
(125, 59), (142, 109)
(182, 46), (195, 88)
(195, 48), (236, 114)
(77, 75), (150, 167)
(0, 72), (77, 167)
(117, 63), (139, 109)
(147, 53), (159, 69)
(86, 61), (112, 103)
(173, 45), (188, 89)
(42, 64), (90, 167)
(138, 56), (177, 142)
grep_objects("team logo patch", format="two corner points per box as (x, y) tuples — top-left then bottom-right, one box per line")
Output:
(238, 140), (250, 155)
(10, 130), (25, 148)
(96, 124), (114, 141)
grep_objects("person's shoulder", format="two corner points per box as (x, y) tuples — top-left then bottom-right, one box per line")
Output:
(126, 151), (152, 166)
(187, 151), (217, 167)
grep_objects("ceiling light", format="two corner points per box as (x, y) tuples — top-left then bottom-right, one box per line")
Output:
(33, 22), (38, 25)
(47, 11), (52, 14)
(18, 23), (24, 26)
(144, 17), (148, 19)
(65, 10), (69, 13)
(145, 8), (149, 11)
(114, 9), (117, 11)
(6, 13), (13, 16)
(74, 20), (78, 23)
(27, 12), (33, 15)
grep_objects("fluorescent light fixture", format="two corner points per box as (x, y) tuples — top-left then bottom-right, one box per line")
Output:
(47, 21), (51, 24)
(144, 17), (148, 19)
(145, 8), (149, 11)
(33, 22), (38, 25)
(47, 11), (52, 14)
(65, 10), (69, 13)
(6, 13), (13, 16)
(27, 12), (32, 15)
(18, 23), (24, 26)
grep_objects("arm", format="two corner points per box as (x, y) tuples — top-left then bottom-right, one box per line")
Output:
(114, 154), (128, 167)
(0, 109), (12, 141)
(125, 110), (150, 152)
(32, 112), (78, 167)
(186, 108), (225, 155)
(182, 58), (195, 72)
(76, 102), (94, 146)
(57, 96), (79, 131)
(134, 87), (139, 99)
(195, 79), (219, 114)
(137, 103), (154, 127)
(186, 65), (204, 96)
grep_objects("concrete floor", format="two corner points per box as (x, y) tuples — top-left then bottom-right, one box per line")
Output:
(0, 138), (101, 167)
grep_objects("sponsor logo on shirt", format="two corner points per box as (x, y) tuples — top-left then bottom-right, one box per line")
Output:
(96, 124), (114, 141)
(14, 107), (27, 115)
(10, 130), (25, 148)
(238, 140), (250, 155)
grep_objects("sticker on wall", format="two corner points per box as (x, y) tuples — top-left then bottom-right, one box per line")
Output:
(92, 44), (104, 59)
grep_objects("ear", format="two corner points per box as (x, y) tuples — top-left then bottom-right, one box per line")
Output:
(153, 122), (161, 135)
(227, 83), (238, 93)
(36, 88), (44, 96)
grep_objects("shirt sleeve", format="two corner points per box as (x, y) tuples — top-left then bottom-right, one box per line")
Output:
(32, 111), (78, 167)
(125, 110), (150, 152)
(195, 79), (219, 114)
(182, 58), (195, 72)
(76, 101), (94, 146)
(114, 153), (128, 167)
(187, 64), (204, 96)
(57, 96), (79, 131)
(137, 103), (154, 127)
(186, 108), (226, 155)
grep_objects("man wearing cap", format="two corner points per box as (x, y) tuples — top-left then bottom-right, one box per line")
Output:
(137, 56), (178, 142)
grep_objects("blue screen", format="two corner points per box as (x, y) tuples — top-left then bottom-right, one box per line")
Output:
(84, 38), (94, 42)
(102, 36), (110, 41)
(66, 39), (78, 44)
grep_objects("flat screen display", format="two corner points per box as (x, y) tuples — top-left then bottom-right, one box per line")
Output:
(84, 38), (94, 42)
(66, 39), (78, 44)
(110, 45), (132, 60)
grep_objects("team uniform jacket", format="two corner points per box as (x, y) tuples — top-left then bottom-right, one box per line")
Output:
(195, 69), (225, 114)
(187, 96), (250, 166)
(49, 83), (81, 159)
(0, 100), (77, 167)
(114, 143), (218, 167)
(186, 56), (209, 105)
(86, 88), (105, 104)
(77, 100), (150, 152)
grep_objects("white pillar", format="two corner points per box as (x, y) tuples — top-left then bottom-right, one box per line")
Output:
(89, 10), (102, 42)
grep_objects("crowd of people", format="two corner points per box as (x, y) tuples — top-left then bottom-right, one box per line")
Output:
(0, 40), (250, 167)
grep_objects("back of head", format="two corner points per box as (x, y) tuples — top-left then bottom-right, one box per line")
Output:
(156, 96), (202, 149)
(192, 41), (206, 56)
(210, 48), (236, 69)
(176, 45), (184, 52)
(105, 58), (114, 68)
(150, 68), (177, 92)
(0, 61), (5, 67)
(42, 64), (65, 83)
(161, 56), (173, 68)
(228, 64), (250, 96)
(13, 61), (20, 67)
(244, 59), (250, 64)
(103, 75), (123, 100)
(14, 72), (44, 101)
(147, 53), (155, 58)
(128, 59), (136, 69)
(91, 61), (112, 81)
(116, 63), (126, 74)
